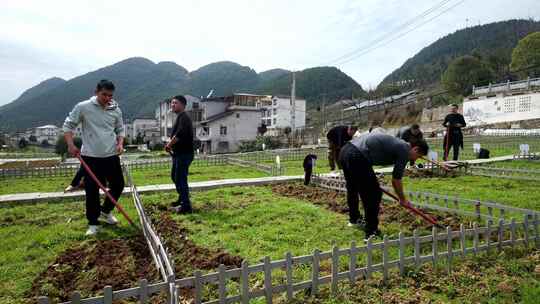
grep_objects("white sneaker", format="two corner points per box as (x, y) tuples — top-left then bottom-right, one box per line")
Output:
(99, 212), (119, 225)
(85, 225), (99, 236)
(64, 185), (76, 193)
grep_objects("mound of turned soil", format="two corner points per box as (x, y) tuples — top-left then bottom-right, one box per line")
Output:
(271, 183), (465, 230)
(28, 236), (161, 303)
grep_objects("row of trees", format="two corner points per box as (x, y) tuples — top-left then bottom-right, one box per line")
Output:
(442, 32), (540, 96)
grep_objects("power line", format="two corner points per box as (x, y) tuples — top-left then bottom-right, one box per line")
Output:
(326, 0), (453, 65)
(334, 0), (466, 66)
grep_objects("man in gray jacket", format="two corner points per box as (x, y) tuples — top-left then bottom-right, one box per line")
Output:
(63, 80), (125, 236)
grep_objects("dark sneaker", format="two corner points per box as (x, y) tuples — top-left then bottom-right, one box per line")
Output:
(347, 217), (366, 229)
(364, 229), (383, 242)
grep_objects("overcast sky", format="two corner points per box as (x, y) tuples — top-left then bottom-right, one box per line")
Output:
(1, 0), (539, 105)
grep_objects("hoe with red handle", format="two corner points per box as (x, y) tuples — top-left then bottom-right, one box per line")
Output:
(76, 154), (136, 227)
(380, 187), (444, 229)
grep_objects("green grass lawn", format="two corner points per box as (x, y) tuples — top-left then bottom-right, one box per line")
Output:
(0, 165), (267, 195)
(481, 159), (540, 170)
(142, 187), (364, 262)
(141, 186), (539, 303)
(0, 199), (140, 304)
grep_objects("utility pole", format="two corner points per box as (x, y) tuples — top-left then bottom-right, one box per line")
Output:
(290, 72), (296, 133)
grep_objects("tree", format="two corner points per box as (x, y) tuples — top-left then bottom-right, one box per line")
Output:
(511, 32), (540, 78)
(41, 139), (50, 147)
(441, 55), (495, 96)
(18, 138), (28, 149)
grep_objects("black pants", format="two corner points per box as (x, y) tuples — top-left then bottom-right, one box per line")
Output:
(338, 143), (382, 234)
(444, 142), (460, 161)
(71, 167), (85, 187)
(304, 166), (312, 185)
(81, 155), (125, 225)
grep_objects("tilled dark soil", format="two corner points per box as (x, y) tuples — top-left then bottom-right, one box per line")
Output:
(0, 160), (60, 169)
(271, 183), (465, 230)
(146, 204), (244, 301)
(27, 236), (162, 303)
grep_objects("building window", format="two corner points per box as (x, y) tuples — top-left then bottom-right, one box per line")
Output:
(503, 98), (516, 113)
(220, 126), (227, 135)
(273, 118), (276, 125)
(236, 113), (240, 118)
(273, 99), (277, 106)
(273, 109), (277, 115)
(193, 102), (199, 109)
(518, 96), (531, 112)
(267, 119), (272, 126)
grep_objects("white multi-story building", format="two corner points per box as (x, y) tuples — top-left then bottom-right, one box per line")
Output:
(132, 118), (158, 140)
(33, 125), (59, 144)
(196, 93), (269, 153)
(260, 95), (306, 136)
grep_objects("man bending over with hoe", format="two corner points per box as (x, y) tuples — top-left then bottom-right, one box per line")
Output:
(339, 133), (429, 240)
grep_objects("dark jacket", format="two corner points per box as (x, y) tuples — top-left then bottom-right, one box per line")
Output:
(443, 113), (466, 148)
(171, 111), (194, 154)
(326, 126), (352, 147)
(396, 126), (423, 145)
(303, 154), (317, 169)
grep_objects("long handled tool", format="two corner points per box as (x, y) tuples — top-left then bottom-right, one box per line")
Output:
(76, 154), (136, 227)
(380, 187), (443, 228)
(444, 126), (451, 161)
(420, 156), (451, 172)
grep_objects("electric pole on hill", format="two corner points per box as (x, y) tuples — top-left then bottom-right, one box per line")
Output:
(290, 72), (296, 146)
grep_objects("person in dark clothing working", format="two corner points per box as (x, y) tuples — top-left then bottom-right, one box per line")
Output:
(303, 154), (317, 185)
(165, 95), (195, 214)
(442, 104), (466, 161)
(396, 124), (423, 145)
(64, 167), (85, 192)
(396, 124), (424, 166)
(339, 133), (429, 240)
(326, 125), (357, 171)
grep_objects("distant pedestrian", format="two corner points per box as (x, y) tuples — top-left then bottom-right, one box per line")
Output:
(303, 154), (317, 185)
(63, 79), (125, 236)
(326, 125), (357, 172)
(165, 95), (194, 214)
(443, 104), (466, 161)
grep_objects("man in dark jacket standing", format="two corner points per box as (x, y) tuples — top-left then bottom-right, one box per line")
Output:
(443, 104), (466, 161)
(326, 125), (357, 171)
(165, 95), (194, 213)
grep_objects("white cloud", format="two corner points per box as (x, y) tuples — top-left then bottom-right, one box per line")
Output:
(0, 0), (539, 105)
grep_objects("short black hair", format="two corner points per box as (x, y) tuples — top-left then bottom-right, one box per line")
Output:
(172, 95), (187, 105)
(411, 123), (420, 130)
(412, 139), (429, 156)
(96, 79), (115, 91)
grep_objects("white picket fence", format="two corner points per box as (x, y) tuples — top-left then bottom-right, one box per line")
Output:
(34, 170), (540, 304)
(38, 215), (539, 304)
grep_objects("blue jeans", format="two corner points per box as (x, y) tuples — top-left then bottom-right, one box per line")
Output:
(171, 153), (194, 209)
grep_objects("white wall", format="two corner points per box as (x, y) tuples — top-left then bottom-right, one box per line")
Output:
(266, 97), (306, 129)
(202, 110), (261, 153)
(464, 92), (540, 126)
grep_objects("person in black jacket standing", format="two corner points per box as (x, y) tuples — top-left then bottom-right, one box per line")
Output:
(165, 95), (194, 213)
(326, 125), (357, 171)
(303, 154), (317, 185)
(443, 104), (466, 161)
